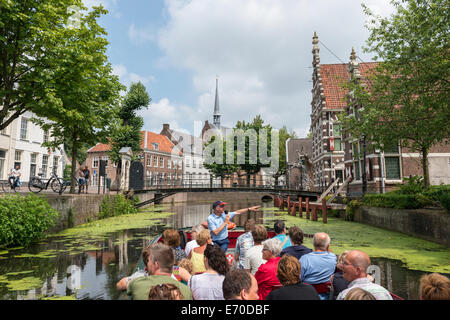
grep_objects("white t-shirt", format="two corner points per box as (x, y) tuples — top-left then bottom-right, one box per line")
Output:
(184, 239), (199, 257)
(10, 169), (21, 178)
(243, 244), (266, 275)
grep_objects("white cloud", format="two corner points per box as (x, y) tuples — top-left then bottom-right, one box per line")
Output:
(128, 24), (156, 45)
(132, 0), (396, 137)
(137, 98), (201, 134)
(112, 64), (155, 90)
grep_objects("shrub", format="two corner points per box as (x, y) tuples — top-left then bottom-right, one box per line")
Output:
(345, 200), (362, 221)
(98, 194), (138, 219)
(0, 194), (59, 247)
(438, 192), (450, 211)
(362, 193), (423, 209)
(397, 176), (427, 195)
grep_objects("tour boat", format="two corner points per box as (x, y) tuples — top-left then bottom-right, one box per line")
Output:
(132, 226), (403, 300)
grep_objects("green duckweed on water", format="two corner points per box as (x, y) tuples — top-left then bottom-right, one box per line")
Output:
(263, 207), (450, 274)
(0, 276), (43, 291)
(40, 295), (77, 300)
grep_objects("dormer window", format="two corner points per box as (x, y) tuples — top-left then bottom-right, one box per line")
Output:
(152, 143), (159, 151)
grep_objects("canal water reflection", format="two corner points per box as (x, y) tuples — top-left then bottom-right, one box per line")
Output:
(0, 200), (446, 300)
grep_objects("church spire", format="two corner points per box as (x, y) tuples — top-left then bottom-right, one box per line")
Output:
(213, 76), (221, 126)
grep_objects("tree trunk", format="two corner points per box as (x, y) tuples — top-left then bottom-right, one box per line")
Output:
(421, 146), (430, 188)
(70, 135), (78, 194)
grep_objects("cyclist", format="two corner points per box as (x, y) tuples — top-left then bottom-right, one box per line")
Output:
(8, 164), (22, 188)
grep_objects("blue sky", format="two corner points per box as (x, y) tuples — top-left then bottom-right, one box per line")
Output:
(83, 0), (395, 137)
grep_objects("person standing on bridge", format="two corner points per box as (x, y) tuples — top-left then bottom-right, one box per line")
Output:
(207, 201), (260, 253)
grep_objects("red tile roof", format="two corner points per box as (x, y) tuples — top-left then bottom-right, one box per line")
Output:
(87, 131), (178, 155)
(141, 131), (175, 154)
(87, 143), (111, 153)
(320, 62), (378, 109)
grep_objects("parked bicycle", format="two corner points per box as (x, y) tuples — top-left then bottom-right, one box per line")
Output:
(1, 178), (21, 193)
(28, 167), (65, 194)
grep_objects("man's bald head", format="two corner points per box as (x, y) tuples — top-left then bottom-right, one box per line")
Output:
(347, 250), (371, 271)
(342, 250), (371, 282)
(313, 232), (331, 251)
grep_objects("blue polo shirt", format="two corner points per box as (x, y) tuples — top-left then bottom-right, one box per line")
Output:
(207, 211), (237, 241)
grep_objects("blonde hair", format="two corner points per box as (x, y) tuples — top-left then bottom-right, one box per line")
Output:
(337, 250), (350, 270)
(196, 229), (211, 246)
(344, 287), (376, 300)
(178, 258), (194, 275)
(420, 273), (450, 300)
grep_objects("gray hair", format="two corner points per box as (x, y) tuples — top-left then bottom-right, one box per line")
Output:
(313, 232), (331, 251)
(262, 238), (283, 257)
(191, 224), (205, 234)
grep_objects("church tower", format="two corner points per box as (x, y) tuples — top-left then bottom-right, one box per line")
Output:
(213, 77), (221, 126)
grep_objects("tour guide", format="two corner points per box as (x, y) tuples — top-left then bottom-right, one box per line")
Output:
(207, 201), (261, 252)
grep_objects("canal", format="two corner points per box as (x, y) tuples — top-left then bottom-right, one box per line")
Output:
(0, 200), (448, 300)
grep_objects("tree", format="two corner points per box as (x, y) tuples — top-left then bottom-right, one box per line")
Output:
(35, 5), (124, 193)
(109, 82), (150, 188)
(341, 0), (450, 187)
(0, 0), (82, 129)
(203, 135), (240, 187)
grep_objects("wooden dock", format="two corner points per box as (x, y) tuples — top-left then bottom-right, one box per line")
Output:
(273, 195), (347, 224)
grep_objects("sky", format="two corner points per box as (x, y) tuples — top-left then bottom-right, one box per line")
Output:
(82, 0), (396, 138)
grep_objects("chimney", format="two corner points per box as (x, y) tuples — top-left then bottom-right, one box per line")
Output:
(163, 123), (170, 131)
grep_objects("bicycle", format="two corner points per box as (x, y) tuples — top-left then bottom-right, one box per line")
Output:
(28, 167), (65, 194)
(1, 177), (21, 193)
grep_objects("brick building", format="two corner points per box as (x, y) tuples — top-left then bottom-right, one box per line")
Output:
(85, 130), (184, 189)
(310, 32), (450, 196)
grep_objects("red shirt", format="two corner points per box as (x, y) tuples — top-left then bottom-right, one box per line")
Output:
(254, 257), (282, 300)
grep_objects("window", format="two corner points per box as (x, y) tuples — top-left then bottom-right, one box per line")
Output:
(160, 157), (164, 168)
(101, 156), (108, 167)
(30, 153), (37, 177)
(42, 155), (49, 178)
(0, 150), (6, 179)
(334, 138), (342, 151)
(354, 161), (360, 180)
(385, 157), (401, 179)
(14, 150), (22, 168)
(153, 156), (158, 167)
(193, 159), (196, 168)
(20, 118), (28, 140)
(186, 158), (190, 167)
(168, 160), (171, 169)
(146, 155), (152, 167)
(93, 157), (99, 168)
(333, 124), (341, 137)
(43, 130), (50, 143)
(152, 143), (159, 151)
(52, 156), (59, 174)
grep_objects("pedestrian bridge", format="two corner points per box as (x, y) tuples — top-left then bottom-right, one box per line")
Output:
(132, 186), (321, 208)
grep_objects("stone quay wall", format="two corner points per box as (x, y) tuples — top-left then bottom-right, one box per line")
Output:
(354, 206), (449, 246)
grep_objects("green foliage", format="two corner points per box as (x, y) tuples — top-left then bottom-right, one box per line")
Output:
(98, 194), (138, 219)
(109, 82), (151, 165)
(363, 193), (424, 209)
(0, 194), (59, 247)
(340, 0), (450, 187)
(395, 176), (427, 195)
(345, 200), (362, 221)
